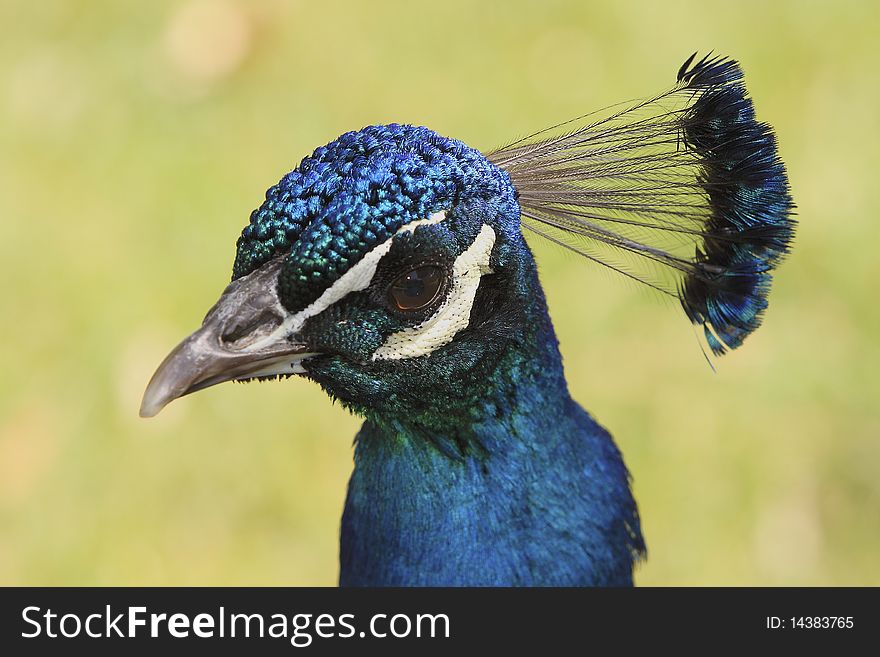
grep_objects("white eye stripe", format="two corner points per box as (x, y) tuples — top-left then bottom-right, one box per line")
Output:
(372, 223), (496, 361)
(243, 210), (448, 352)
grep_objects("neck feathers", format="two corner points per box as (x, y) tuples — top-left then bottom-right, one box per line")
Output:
(339, 264), (644, 586)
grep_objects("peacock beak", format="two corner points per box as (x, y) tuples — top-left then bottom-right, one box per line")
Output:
(140, 258), (316, 418)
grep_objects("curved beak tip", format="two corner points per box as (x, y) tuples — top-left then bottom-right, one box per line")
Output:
(139, 368), (185, 418)
(139, 393), (168, 419)
(137, 335), (203, 420)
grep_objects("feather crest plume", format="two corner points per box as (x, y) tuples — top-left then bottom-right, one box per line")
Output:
(488, 54), (795, 355)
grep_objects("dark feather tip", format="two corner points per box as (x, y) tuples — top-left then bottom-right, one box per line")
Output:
(677, 55), (796, 354)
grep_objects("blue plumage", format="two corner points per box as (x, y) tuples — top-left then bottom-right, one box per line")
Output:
(232, 125), (509, 298)
(141, 54), (793, 586)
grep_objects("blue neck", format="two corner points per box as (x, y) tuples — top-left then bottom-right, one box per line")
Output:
(338, 284), (644, 586)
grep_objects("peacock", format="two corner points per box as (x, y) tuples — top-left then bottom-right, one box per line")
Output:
(140, 54), (795, 586)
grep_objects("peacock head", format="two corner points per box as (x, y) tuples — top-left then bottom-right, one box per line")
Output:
(140, 124), (532, 421)
(140, 55), (795, 424)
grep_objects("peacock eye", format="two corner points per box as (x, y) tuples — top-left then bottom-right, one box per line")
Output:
(388, 265), (445, 312)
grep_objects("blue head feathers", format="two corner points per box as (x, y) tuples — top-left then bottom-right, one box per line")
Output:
(233, 125), (517, 312)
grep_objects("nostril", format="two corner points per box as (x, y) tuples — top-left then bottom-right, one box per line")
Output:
(221, 310), (283, 346)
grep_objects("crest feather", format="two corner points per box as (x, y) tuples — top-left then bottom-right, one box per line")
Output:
(488, 53), (796, 355)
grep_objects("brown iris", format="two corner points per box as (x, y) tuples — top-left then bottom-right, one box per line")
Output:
(388, 265), (444, 312)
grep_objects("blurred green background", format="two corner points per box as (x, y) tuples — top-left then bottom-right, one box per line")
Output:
(1, 0), (877, 586)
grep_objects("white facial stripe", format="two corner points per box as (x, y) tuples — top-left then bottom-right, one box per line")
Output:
(244, 210), (448, 352)
(372, 223), (496, 361)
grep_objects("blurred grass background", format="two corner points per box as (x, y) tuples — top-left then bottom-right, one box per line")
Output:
(1, 0), (877, 585)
